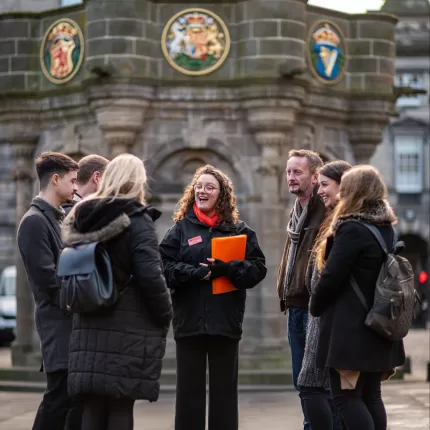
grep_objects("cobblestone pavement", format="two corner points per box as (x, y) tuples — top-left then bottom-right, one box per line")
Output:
(0, 382), (428, 429)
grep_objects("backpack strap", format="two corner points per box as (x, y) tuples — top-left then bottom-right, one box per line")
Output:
(350, 275), (370, 311)
(342, 219), (391, 254)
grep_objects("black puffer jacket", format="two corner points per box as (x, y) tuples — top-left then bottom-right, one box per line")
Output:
(61, 198), (172, 401)
(159, 209), (267, 340)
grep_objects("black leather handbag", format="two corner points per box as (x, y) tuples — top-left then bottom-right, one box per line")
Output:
(57, 241), (118, 313)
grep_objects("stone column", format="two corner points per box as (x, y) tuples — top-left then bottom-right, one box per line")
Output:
(349, 99), (394, 164)
(87, 84), (152, 158)
(242, 98), (301, 366)
(10, 139), (41, 367)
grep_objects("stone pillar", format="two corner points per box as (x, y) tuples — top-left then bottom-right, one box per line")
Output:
(242, 98), (301, 366)
(10, 140), (41, 367)
(87, 84), (152, 158)
(349, 99), (394, 164)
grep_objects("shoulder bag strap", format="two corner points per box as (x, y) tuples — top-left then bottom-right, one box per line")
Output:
(342, 219), (390, 254)
(350, 275), (370, 311)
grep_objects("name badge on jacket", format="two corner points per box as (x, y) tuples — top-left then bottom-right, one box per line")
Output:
(188, 236), (202, 246)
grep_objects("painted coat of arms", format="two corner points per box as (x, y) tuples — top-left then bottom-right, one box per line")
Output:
(40, 18), (84, 85)
(161, 8), (231, 76)
(307, 21), (347, 85)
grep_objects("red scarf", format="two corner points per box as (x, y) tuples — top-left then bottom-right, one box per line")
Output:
(193, 202), (218, 227)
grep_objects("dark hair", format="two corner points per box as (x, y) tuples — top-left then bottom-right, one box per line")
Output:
(173, 164), (239, 224)
(318, 160), (352, 184)
(35, 152), (79, 190)
(77, 154), (109, 185)
(288, 149), (324, 173)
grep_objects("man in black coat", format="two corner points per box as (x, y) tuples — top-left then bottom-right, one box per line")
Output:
(17, 152), (80, 430)
(62, 154), (109, 215)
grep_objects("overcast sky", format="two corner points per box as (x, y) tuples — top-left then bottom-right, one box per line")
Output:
(308, 0), (385, 14)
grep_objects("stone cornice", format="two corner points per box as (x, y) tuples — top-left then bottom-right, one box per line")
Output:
(0, 3), (84, 20)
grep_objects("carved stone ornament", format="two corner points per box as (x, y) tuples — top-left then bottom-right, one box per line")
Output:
(307, 20), (348, 85)
(161, 8), (231, 76)
(40, 18), (85, 85)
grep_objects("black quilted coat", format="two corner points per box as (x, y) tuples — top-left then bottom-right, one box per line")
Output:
(61, 198), (172, 401)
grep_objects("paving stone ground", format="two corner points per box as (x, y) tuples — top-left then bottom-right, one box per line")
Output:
(0, 328), (428, 429)
(0, 382), (428, 429)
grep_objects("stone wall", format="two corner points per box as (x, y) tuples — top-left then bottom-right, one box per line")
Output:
(0, 0), (399, 366)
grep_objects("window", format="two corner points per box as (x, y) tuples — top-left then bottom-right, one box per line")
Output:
(395, 73), (426, 107)
(394, 135), (423, 193)
(60, 0), (82, 6)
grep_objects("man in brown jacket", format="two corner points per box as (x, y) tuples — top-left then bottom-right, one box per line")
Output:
(277, 149), (325, 430)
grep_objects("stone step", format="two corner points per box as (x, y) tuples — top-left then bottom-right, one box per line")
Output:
(0, 367), (293, 393)
(0, 380), (296, 394)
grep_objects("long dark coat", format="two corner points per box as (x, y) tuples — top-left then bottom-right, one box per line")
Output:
(62, 198), (172, 401)
(310, 200), (406, 373)
(159, 208), (267, 340)
(17, 197), (71, 373)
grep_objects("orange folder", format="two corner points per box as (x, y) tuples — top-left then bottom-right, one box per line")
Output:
(211, 235), (247, 295)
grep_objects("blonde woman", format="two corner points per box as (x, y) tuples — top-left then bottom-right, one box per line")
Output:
(62, 154), (172, 430)
(310, 165), (405, 430)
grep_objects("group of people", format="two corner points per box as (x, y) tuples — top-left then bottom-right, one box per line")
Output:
(16, 148), (405, 430)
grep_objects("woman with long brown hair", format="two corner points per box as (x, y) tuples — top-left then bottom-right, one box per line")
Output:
(310, 165), (405, 430)
(298, 160), (352, 430)
(159, 164), (267, 430)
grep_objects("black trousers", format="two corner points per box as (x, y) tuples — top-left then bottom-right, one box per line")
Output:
(175, 335), (239, 430)
(32, 370), (82, 430)
(329, 369), (387, 430)
(300, 386), (346, 430)
(81, 395), (135, 430)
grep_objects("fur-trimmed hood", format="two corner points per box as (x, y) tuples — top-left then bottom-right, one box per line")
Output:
(62, 197), (161, 246)
(333, 199), (396, 232)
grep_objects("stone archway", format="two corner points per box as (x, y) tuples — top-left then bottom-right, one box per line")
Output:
(398, 233), (429, 274)
(146, 138), (251, 197)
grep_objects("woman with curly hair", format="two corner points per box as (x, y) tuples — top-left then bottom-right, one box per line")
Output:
(159, 164), (267, 430)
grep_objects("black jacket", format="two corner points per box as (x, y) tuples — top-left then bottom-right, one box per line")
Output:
(17, 197), (71, 373)
(159, 209), (267, 340)
(62, 198), (172, 401)
(310, 201), (405, 373)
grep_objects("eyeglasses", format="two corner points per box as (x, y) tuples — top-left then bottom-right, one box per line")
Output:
(194, 184), (219, 194)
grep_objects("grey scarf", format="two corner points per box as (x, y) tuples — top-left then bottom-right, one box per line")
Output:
(283, 198), (309, 302)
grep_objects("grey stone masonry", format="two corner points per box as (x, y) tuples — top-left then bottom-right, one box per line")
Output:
(348, 14), (398, 94)
(0, 16), (36, 92)
(236, 0), (307, 78)
(86, 0), (158, 80)
(0, 0), (400, 370)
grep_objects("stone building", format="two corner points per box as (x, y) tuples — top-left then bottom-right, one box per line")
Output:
(0, 0), (399, 371)
(371, 0), (430, 306)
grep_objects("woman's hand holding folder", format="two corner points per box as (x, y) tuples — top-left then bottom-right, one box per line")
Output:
(200, 258), (232, 280)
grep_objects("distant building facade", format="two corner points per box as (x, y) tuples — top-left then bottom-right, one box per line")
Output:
(371, 0), (430, 315)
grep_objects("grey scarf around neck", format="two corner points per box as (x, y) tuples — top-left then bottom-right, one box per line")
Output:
(283, 198), (309, 303)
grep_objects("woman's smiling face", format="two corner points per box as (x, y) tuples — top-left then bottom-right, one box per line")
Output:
(194, 174), (220, 216)
(317, 174), (340, 210)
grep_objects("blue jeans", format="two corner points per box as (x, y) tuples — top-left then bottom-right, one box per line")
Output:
(288, 307), (343, 430)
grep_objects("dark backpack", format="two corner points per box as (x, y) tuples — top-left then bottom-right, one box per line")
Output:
(56, 241), (118, 313)
(348, 220), (416, 341)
